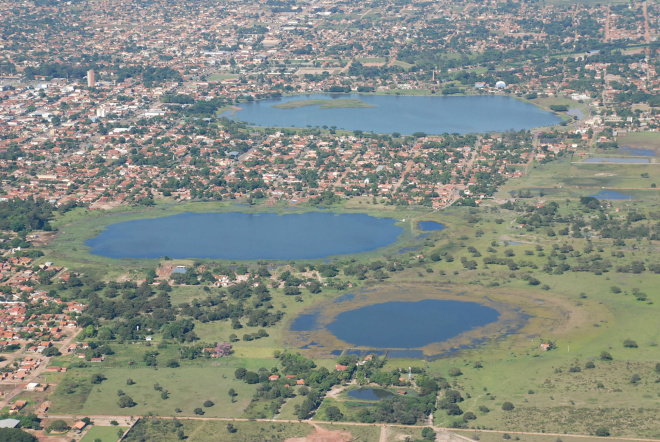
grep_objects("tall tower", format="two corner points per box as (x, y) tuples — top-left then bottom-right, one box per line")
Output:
(87, 69), (95, 87)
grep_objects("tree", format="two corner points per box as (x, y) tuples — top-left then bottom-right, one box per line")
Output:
(227, 423), (237, 433)
(118, 395), (136, 408)
(623, 339), (638, 348)
(501, 402), (515, 411)
(90, 373), (106, 384)
(600, 351), (613, 361)
(194, 408), (204, 415)
(203, 400), (214, 407)
(47, 420), (69, 433)
(325, 406), (343, 421)
(463, 411), (477, 421)
(126, 378), (135, 385)
(42, 347), (61, 357)
(446, 404), (463, 415)
(228, 388), (237, 402)
(234, 368), (247, 379)
(0, 428), (38, 442)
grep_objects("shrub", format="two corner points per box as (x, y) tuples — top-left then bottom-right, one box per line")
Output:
(501, 402), (515, 411)
(126, 378), (135, 385)
(194, 407), (205, 415)
(203, 400), (214, 407)
(595, 427), (610, 437)
(479, 405), (490, 413)
(599, 351), (613, 361)
(448, 367), (463, 377)
(585, 361), (596, 369)
(623, 339), (638, 348)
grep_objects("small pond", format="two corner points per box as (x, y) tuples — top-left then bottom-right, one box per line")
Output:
(85, 212), (403, 260)
(583, 157), (650, 164)
(620, 147), (655, 157)
(418, 221), (445, 231)
(588, 190), (634, 200)
(325, 299), (499, 349)
(347, 388), (394, 401)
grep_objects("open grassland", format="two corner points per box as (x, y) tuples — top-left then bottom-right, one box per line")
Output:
(50, 364), (258, 417)
(123, 419), (313, 442)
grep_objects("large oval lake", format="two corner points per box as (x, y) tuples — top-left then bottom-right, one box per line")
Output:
(325, 299), (500, 348)
(85, 212), (403, 260)
(223, 94), (561, 135)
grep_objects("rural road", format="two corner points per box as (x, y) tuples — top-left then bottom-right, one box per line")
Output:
(43, 414), (660, 442)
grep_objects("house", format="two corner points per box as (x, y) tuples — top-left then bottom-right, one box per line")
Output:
(10, 400), (27, 414)
(296, 379), (305, 386)
(268, 374), (280, 381)
(335, 364), (348, 371)
(397, 390), (407, 395)
(540, 343), (551, 351)
(72, 421), (86, 433)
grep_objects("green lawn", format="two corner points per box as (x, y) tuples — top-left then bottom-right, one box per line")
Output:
(80, 426), (128, 442)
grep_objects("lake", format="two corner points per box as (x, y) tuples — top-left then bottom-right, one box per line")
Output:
(85, 212), (403, 260)
(223, 94), (561, 135)
(325, 299), (499, 348)
(347, 388), (393, 401)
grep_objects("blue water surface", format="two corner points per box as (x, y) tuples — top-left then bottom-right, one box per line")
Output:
(85, 212), (403, 260)
(588, 190), (634, 200)
(326, 299), (499, 348)
(224, 94), (561, 135)
(418, 221), (445, 231)
(583, 157), (650, 164)
(620, 147), (655, 157)
(347, 388), (394, 401)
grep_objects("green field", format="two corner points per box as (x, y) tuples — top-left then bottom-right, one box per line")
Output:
(80, 426), (128, 442)
(272, 99), (376, 109)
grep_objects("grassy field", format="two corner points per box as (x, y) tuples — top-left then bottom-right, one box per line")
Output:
(272, 99), (376, 109)
(80, 425), (128, 442)
(50, 364), (259, 417)
(206, 73), (238, 81)
(124, 419), (313, 442)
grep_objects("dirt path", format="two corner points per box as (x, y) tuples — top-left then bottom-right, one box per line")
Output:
(605, 5), (611, 41)
(643, 1), (651, 44)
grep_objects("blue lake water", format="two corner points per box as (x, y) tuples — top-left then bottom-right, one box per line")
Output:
(418, 221), (445, 231)
(620, 147), (655, 157)
(325, 300), (499, 348)
(224, 94), (561, 135)
(85, 212), (403, 260)
(588, 190), (634, 200)
(348, 388), (393, 401)
(583, 157), (650, 164)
